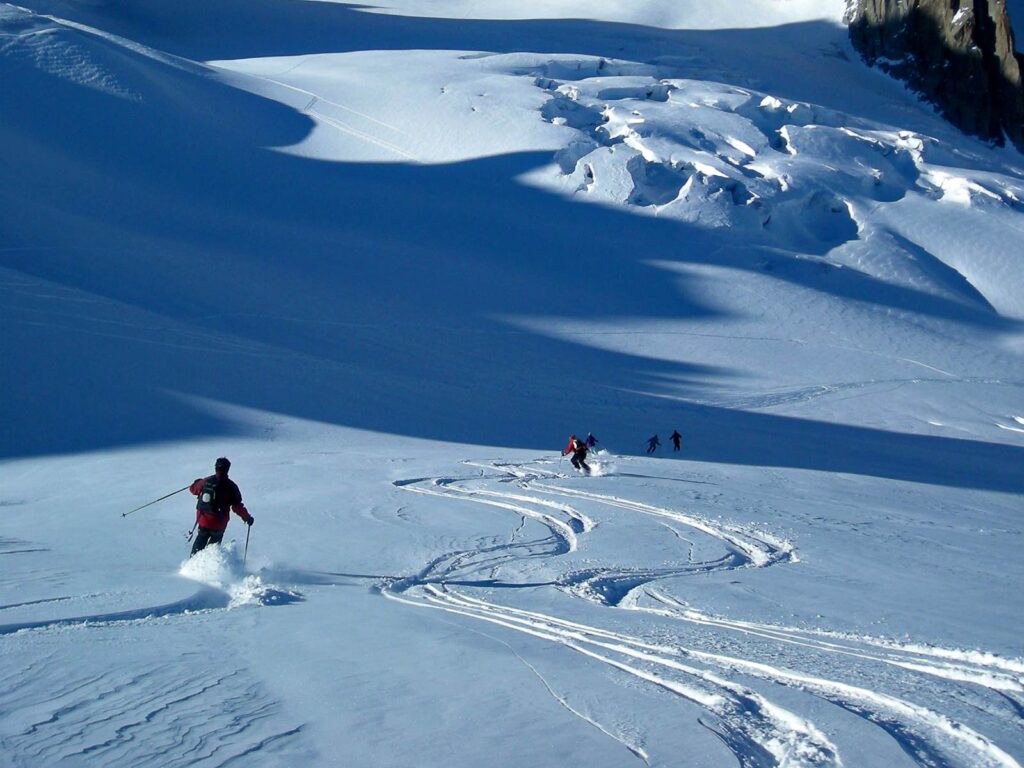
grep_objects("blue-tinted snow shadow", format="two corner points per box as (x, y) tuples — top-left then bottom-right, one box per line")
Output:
(2, 4), (1024, 494)
(0, 587), (230, 636)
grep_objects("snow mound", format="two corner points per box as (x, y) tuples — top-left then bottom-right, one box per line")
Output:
(179, 541), (303, 608)
(520, 54), (1024, 317)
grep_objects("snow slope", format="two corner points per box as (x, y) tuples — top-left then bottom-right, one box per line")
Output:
(1, 1), (1022, 766)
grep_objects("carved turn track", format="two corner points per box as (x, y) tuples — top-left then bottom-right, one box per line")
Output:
(391, 458), (1022, 768)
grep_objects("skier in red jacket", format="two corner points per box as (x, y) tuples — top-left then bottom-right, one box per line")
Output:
(562, 434), (591, 474)
(189, 457), (254, 556)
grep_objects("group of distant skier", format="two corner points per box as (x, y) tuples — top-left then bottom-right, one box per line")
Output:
(562, 428), (682, 474)
(172, 430), (683, 557)
(646, 430), (682, 454)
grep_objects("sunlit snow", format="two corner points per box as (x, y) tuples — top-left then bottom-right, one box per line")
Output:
(2, 1), (1022, 767)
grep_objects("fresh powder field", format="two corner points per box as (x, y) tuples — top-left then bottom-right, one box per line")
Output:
(1, 1), (1022, 766)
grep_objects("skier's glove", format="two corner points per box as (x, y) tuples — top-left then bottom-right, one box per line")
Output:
(246, 516), (254, 526)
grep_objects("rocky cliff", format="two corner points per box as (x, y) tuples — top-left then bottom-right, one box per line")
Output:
(848, 0), (1024, 148)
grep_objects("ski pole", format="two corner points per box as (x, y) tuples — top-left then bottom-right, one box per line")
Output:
(243, 525), (251, 567)
(121, 485), (190, 518)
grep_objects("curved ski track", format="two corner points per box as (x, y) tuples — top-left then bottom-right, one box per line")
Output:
(391, 459), (1022, 768)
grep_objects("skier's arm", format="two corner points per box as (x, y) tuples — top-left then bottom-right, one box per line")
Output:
(231, 502), (253, 524)
(230, 486), (253, 524)
(189, 478), (204, 496)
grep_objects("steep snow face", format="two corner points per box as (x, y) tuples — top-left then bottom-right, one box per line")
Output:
(351, 0), (849, 28)
(1, 2), (1023, 767)
(518, 61), (1024, 319)
(2, 1), (1022, 462)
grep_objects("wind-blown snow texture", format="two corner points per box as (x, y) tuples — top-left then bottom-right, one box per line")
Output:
(1, 1), (1022, 766)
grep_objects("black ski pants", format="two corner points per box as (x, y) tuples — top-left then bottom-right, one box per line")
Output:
(190, 526), (225, 556)
(571, 453), (590, 473)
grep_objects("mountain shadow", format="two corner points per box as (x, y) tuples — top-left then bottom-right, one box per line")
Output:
(2, 3), (1024, 496)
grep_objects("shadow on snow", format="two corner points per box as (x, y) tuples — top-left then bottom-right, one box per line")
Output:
(1, 2), (1023, 493)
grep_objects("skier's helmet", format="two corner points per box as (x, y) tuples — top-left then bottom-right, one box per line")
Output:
(215, 457), (231, 473)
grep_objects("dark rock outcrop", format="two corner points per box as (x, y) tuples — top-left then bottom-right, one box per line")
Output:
(848, 0), (1024, 148)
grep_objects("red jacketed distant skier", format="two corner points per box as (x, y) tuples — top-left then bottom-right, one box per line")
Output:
(562, 434), (591, 474)
(189, 457), (254, 556)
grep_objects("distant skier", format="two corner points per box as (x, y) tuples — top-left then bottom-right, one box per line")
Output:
(646, 434), (660, 454)
(670, 430), (682, 451)
(585, 432), (599, 449)
(189, 457), (254, 556)
(562, 434), (591, 474)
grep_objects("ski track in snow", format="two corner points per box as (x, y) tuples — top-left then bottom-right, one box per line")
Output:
(3, 7), (1023, 766)
(391, 458), (1023, 768)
